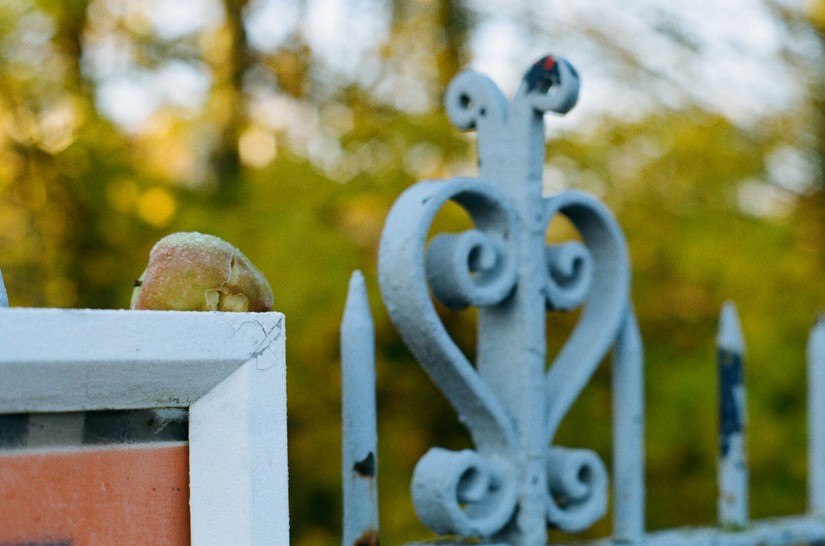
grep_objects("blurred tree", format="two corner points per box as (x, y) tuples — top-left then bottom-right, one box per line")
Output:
(208, 0), (251, 197)
(0, 0), (126, 307)
(387, 0), (473, 89)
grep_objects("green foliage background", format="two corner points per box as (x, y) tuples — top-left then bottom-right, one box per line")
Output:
(1, 1), (825, 544)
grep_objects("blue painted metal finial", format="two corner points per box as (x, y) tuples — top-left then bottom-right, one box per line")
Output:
(375, 54), (639, 546)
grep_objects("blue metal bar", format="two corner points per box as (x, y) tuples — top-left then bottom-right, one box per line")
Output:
(341, 271), (379, 546)
(717, 301), (749, 528)
(580, 515), (825, 546)
(612, 304), (645, 544)
(808, 315), (825, 516)
(0, 270), (9, 307)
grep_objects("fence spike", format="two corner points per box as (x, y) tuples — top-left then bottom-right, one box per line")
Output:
(0, 269), (8, 307)
(717, 301), (749, 528)
(808, 314), (825, 516)
(341, 270), (379, 546)
(718, 301), (745, 355)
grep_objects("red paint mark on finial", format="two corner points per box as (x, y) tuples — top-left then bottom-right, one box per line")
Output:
(354, 529), (380, 546)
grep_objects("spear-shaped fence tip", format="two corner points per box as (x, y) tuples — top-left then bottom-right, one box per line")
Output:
(0, 269), (9, 308)
(341, 270), (379, 546)
(717, 300), (749, 528)
(343, 271), (369, 325)
(717, 300), (745, 355)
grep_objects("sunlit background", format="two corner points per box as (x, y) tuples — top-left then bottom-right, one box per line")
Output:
(1, 0), (824, 544)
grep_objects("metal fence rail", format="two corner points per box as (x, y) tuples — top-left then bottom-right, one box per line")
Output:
(339, 55), (825, 546)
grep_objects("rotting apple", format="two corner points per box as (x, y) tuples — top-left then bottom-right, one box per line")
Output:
(131, 232), (273, 312)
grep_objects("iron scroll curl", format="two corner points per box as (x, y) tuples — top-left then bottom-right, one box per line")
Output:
(543, 191), (630, 440)
(542, 191), (630, 531)
(378, 176), (521, 536)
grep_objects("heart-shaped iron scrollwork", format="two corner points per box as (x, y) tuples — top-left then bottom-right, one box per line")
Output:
(377, 54), (631, 541)
(542, 191), (630, 531)
(378, 182), (630, 537)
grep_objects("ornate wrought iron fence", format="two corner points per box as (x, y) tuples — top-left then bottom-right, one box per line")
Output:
(339, 55), (825, 546)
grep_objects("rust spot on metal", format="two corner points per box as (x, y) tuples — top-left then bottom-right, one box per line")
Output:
(353, 529), (379, 546)
(353, 451), (375, 477)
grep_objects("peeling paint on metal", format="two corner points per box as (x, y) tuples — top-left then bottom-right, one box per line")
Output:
(353, 452), (376, 478)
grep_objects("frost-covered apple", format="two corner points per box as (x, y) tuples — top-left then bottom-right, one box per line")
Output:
(131, 232), (273, 312)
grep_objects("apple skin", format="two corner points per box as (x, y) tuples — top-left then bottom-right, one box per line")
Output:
(131, 232), (273, 312)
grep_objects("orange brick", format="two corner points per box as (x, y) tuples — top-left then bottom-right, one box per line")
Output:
(0, 443), (190, 545)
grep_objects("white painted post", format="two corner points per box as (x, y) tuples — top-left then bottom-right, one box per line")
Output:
(717, 301), (749, 528)
(341, 271), (380, 546)
(808, 315), (825, 516)
(189, 323), (289, 546)
(0, 308), (288, 545)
